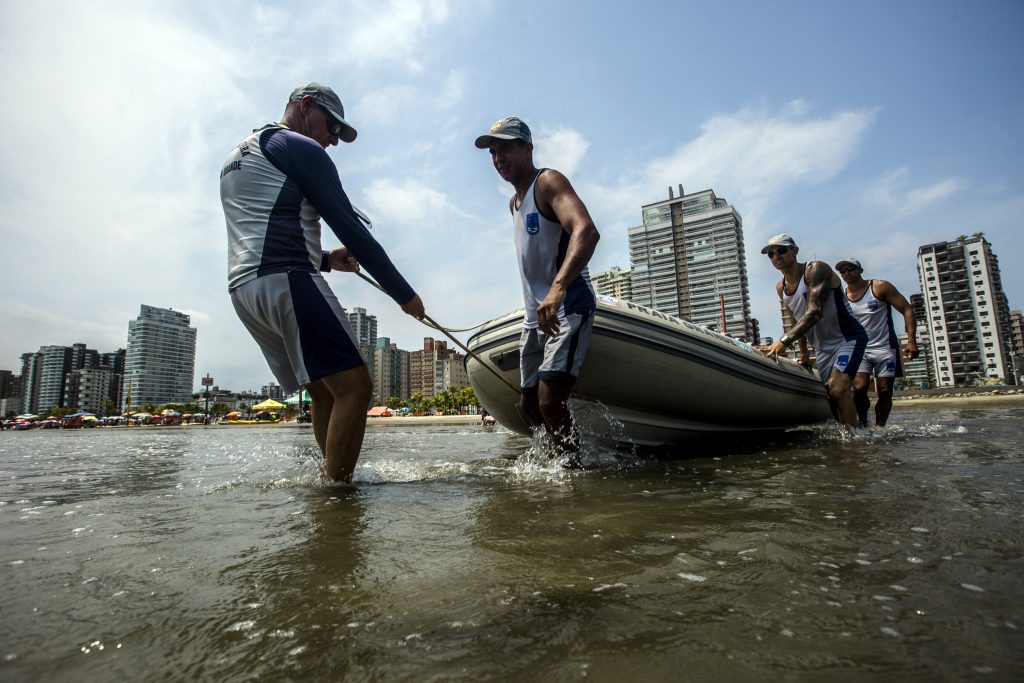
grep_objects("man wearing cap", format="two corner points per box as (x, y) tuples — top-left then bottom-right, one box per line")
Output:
(475, 117), (600, 463)
(220, 82), (425, 483)
(836, 257), (918, 427)
(757, 234), (867, 427)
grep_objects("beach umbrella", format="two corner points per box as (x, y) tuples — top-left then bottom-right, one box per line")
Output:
(252, 398), (286, 411)
(15, 414), (38, 420)
(283, 390), (311, 406)
(226, 411), (242, 418)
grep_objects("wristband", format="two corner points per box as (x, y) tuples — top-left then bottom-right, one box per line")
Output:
(780, 335), (795, 349)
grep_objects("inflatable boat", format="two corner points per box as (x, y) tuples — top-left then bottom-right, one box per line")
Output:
(465, 296), (831, 445)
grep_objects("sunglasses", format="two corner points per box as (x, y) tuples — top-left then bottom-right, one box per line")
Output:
(318, 105), (344, 137)
(837, 266), (859, 273)
(766, 246), (789, 258)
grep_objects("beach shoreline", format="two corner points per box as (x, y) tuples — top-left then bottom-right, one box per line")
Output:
(891, 391), (1024, 409)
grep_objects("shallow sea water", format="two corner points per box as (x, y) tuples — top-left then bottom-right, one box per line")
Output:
(1, 405), (1022, 682)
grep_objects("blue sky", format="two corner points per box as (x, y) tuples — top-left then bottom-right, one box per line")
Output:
(2, 0), (1022, 391)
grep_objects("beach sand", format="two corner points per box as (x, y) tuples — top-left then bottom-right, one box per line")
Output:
(892, 391), (1024, 410)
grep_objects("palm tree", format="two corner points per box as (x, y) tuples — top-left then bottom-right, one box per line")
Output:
(460, 386), (478, 413)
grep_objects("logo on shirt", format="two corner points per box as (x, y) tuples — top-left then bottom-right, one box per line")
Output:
(867, 300), (879, 311)
(525, 212), (540, 235)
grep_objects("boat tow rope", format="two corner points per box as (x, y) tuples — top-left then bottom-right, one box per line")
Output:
(354, 271), (521, 395)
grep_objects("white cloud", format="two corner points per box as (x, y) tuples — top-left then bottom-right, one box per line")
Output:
(345, 0), (452, 70)
(534, 126), (590, 178)
(362, 178), (462, 226)
(358, 85), (419, 123)
(865, 167), (968, 218)
(582, 102), (877, 258)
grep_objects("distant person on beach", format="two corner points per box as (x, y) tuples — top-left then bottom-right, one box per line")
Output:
(836, 257), (919, 427)
(220, 82), (425, 482)
(475, 117), (600, 464)
(757, 234), (867, 427)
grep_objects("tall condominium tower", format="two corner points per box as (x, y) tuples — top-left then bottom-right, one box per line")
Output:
(373, 337), (410, 403)
(590, 266), (633, 301)
(409, 338), (467, 399)
(1010, 309), (1024, 357)
(916, 236), (1015, 386)
(627, 185), (754, 339)
(0, 369), (17, 401)
(347, 307), (378, 347)
(903, 294), (935, 389)
(18, 343), (112, 414)
(121, 305), (197, 408)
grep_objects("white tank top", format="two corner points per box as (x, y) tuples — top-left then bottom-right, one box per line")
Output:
(781, 266), (865, 357)
(512, 170), (594, 329)
(847, 281), (899, 352)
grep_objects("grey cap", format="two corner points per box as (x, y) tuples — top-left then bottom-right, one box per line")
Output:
(835, 257), (863, 271)
(475, 116), (532, 148)
(760, 233), (798, 254)
(289, 82), (357, 143)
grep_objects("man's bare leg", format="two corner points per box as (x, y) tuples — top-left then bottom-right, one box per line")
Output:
(852, 372), (872, 427)
(306, 365), (373, 482)
(874, 376), (895, 426)
(518, 389), (543, 427)
(827, 370), (859, 427)
(538, 379), (580, 462)
(307, 385), (332, 457)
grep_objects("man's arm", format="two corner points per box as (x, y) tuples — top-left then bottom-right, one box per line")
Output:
(268, 131), (418, 307)
(759, 263), (833, 362)
(534, 169), (600, 335)
(874, 279), (918, 360)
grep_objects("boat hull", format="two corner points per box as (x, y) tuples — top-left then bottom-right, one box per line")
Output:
(466, 298), (831, 445)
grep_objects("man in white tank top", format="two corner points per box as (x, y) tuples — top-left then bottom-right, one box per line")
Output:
(475, 117), (600, 464)
(836, 257), (918, 427)
(758, 234), (867, 427)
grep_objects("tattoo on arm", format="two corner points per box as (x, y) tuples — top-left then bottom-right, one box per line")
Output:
(786, 262), (832, 341)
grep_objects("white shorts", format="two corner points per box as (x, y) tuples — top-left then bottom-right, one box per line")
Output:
(857, 348), (903, 378)
(519, 310), (594, 391)
(815, 338), (866, 384)
(230, 271), (364, 393)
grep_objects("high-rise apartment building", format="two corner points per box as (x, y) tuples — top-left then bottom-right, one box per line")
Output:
(0, 369), (17, 399)
(65, 367), (120, 415)
(373, 337), (410, 402)
(591, 266), (633, 301)
(916, 236), (1015, 386)
(1010, 309), (1024, 357)
(903, 293), (935, 389)
(261, 382), (283, 400)
(347, 307), (378, 348)
(628, 185), (754, 339)
(409, 338), (466, 399)
(121, 305), (197, 408)
(17, 343), (120, 413)
(0, 369), (20, 417)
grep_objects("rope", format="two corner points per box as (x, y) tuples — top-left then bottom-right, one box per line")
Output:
(353, 271), (521, 395)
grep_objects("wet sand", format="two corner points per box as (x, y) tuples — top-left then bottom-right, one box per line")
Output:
(892, 391), (1024, 409)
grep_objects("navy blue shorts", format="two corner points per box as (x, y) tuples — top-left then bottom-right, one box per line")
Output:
(230, 271), (364, 393)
